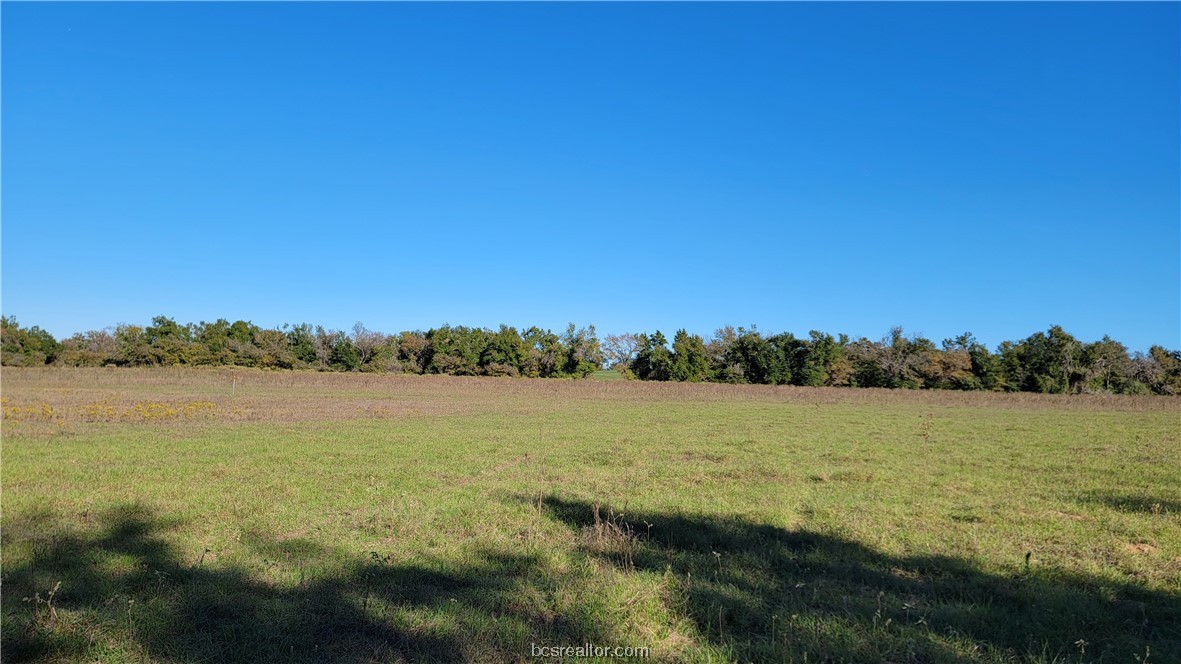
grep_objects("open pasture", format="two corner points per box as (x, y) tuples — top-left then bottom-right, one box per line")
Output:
(2, 368), (1179, 663)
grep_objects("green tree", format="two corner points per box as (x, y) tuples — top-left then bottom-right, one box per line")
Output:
(1082, 336), (1132, 393)
(285, 324), (319, 365)
(228, 320), (257, 344)
(0, 316), (59, 366)
(706, 326), (743, 383)
(799, 331), (843, 387)
(328, 331), (360, 371)
(1010, 326), (1083, 393)
(768, 333), (804, 385)
(633, 331), (673, 381)
(426, 325), (487, 376)
(481, 325), (529, 376)
(194, 319), (232, 365)
(145, 315), (196, 365)
(562, 324), (604, 378)
(114, 324), (154, 366)
(222, 321), (264, 367)
(523, 327), (564, 378)
(726, 329), (785, 385)
(670, 330), (709, 382)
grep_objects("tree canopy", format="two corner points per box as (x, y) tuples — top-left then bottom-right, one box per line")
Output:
(2, 316), (1177, 395)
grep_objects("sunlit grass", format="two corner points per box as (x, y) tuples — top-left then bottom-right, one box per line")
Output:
(2, 368), (1178, 662)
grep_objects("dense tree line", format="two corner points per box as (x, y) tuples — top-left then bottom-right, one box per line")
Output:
(0, 316), (603, 378)
(605, 325), (1181, 396)
(2, 316), (1178, 395)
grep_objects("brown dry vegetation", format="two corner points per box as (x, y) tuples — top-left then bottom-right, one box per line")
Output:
(3, 367), (1175, 435)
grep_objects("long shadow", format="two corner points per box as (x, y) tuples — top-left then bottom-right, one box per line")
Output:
(1076, 490), (1181, 515)
(2, 504), (613, 663)
(541, 497), (1181, 663)
(7, 500), (1179, 663)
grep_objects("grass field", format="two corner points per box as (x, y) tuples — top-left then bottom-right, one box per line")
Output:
(2, 368), (1179, 663)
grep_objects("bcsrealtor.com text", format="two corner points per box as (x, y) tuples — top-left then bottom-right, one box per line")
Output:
(531, 643), (650, 659)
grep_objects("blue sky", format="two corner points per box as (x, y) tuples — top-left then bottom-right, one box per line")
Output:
(3, 2), (1178, 351)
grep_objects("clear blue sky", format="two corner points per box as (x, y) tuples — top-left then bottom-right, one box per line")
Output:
(3, 2), (1178, 352)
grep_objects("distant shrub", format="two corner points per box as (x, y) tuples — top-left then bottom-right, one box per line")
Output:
(483, 362), (519, 377)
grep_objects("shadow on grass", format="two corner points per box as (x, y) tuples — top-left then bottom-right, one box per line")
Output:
(1077, 490), (1181, 515)
(541, 497), (1180, 663)
(6, 500), (1179, 663)
(1, 504), (614, 663)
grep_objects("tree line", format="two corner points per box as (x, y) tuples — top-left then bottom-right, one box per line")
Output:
(610, 326), (1181, 395)
(2, 316), (1179, 395)
(0, 316), (603, 378)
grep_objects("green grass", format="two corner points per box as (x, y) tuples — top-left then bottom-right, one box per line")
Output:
(590, 369), (626, 380)
(2, 370), (1179, 662)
